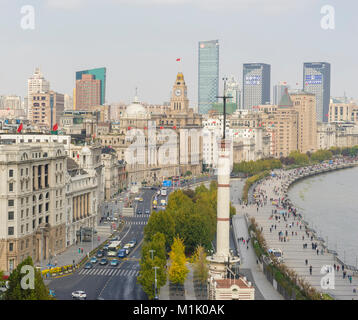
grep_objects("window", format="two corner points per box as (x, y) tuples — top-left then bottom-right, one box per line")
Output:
(8, 211), (14, 220)
(8, 200), (14, 207)
(9, 183), (13, 192)
(9, 243), (13, 252)
(8, 227), (14, 236)
(9, 169), (13, 177)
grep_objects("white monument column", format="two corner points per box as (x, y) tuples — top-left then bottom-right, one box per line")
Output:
(216, 139), (231, 258)
(207, 138), (239, 279)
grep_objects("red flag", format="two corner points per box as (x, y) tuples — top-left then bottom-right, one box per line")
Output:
(128, 126), (131, 130)
(52, 123), (58, 131)
(173, 126), (177, 129)
(17, 123), (23, 133)
(77, 154), (79, 159)
(176, 58), (181, 62)
(160, 126), (164, 130)
(144, 126), (148, 130)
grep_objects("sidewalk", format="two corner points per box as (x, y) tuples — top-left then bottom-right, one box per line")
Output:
(49, 230), (111, 268)
(247, 166), (358, 300)
(159, 263), (197, 300)
(232, 214), (283, 300)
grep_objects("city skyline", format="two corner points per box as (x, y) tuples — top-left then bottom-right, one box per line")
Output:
(0, 0), (356, 105)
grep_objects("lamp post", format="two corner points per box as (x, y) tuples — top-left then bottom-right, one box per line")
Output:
(153, 266), (159, 300)
(149, 250), (155, 260)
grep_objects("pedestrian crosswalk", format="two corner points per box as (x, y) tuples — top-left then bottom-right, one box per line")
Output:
(125, 221), (147, 225)
(78, 268), (139, 277)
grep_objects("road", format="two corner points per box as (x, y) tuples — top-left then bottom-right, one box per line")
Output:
(48, 176), (215, 300)
(48, 188), (156, 300)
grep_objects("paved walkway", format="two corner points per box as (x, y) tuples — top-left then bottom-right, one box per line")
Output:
(232, 214), (283, 300)
(159, 263), (197, 300)
(245, 162), (358, 300)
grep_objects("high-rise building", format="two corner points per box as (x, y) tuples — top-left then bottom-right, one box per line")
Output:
(76, 67), (106, 105)
(225, 76), (241, 110)
(27, 68), (50, 118)
(242, 63), (270, 110)
(198, 40), (219, 114)
(75, 74), (101, 110)
(273, 81), (289, 105)
(29, 91), (64, 129)
(303, 62), (331, 122)
(27, 68), (50, 97)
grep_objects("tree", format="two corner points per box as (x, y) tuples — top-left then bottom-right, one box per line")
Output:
(289, 151), (309, 165)
(138, 233), (167, 300)
(168, 237), (189, 286)
(5, 256), (53, 300)
(144, 210), (175, 251)
(193, 245), (209, 293)
(310, 150), (333, 162)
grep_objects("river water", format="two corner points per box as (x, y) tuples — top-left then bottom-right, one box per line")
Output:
(288, 166), (358, 267)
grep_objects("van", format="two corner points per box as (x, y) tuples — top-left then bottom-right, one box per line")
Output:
(268, 248), (284, 263)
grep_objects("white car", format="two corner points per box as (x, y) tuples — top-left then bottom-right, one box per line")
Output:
(72, 290), (87, 300)
(123, 243), (131, 249)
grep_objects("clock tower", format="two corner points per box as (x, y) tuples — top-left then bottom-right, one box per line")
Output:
(170, 72), (189, 113)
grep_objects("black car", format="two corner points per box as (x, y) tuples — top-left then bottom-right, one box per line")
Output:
(137, 209), (142, 215)
(96, 250), (104, 258)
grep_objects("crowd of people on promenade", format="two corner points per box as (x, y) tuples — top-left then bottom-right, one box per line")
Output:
(243, 157), (358, 296)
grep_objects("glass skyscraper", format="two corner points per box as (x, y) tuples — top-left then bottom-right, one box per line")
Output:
(76, 67), (106, 105)
(273, 81), (290, 105)
(303, 62), (331, 122)
(198, 40), (219, 114)
(242, 63), (270, 110)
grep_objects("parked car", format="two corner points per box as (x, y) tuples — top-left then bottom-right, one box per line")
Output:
(110, 259), (119, 266)
(96, 250), (104, 258)
(99, 258), (108, 265)
(90, 257), (98, 264)
(72, 290), (86, 300)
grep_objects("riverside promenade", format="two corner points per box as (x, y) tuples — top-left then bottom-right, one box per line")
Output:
(243, 158), (358, 300)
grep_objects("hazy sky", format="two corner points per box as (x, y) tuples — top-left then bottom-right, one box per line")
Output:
(0, 0), (357, 106)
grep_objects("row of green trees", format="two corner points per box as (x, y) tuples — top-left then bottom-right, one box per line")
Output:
(138, 182), (235, 299)
(233, 158), (282, 176)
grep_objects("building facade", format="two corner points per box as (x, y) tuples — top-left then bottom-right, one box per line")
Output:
(0, 138), (67, 273)
(75, 74), (101, 111)
(303, 62), (331, 122)
(198, 40), (219, 114)
(242, 63), (270, 110)
(76, 68), (106, 105)
(29, 91), (64, 129)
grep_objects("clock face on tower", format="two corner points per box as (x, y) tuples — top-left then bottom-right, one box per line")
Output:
(175, 89), (181, 96)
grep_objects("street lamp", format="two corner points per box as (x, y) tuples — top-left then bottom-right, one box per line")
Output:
(153, 266), (159, 300)
(149, 249), (155, 260)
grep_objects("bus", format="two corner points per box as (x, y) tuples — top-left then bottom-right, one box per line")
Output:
(107, 241), (122, 257)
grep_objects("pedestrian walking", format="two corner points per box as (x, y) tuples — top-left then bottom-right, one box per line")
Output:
(305, 259), (308, 265)
(309, 265), (312, 275)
